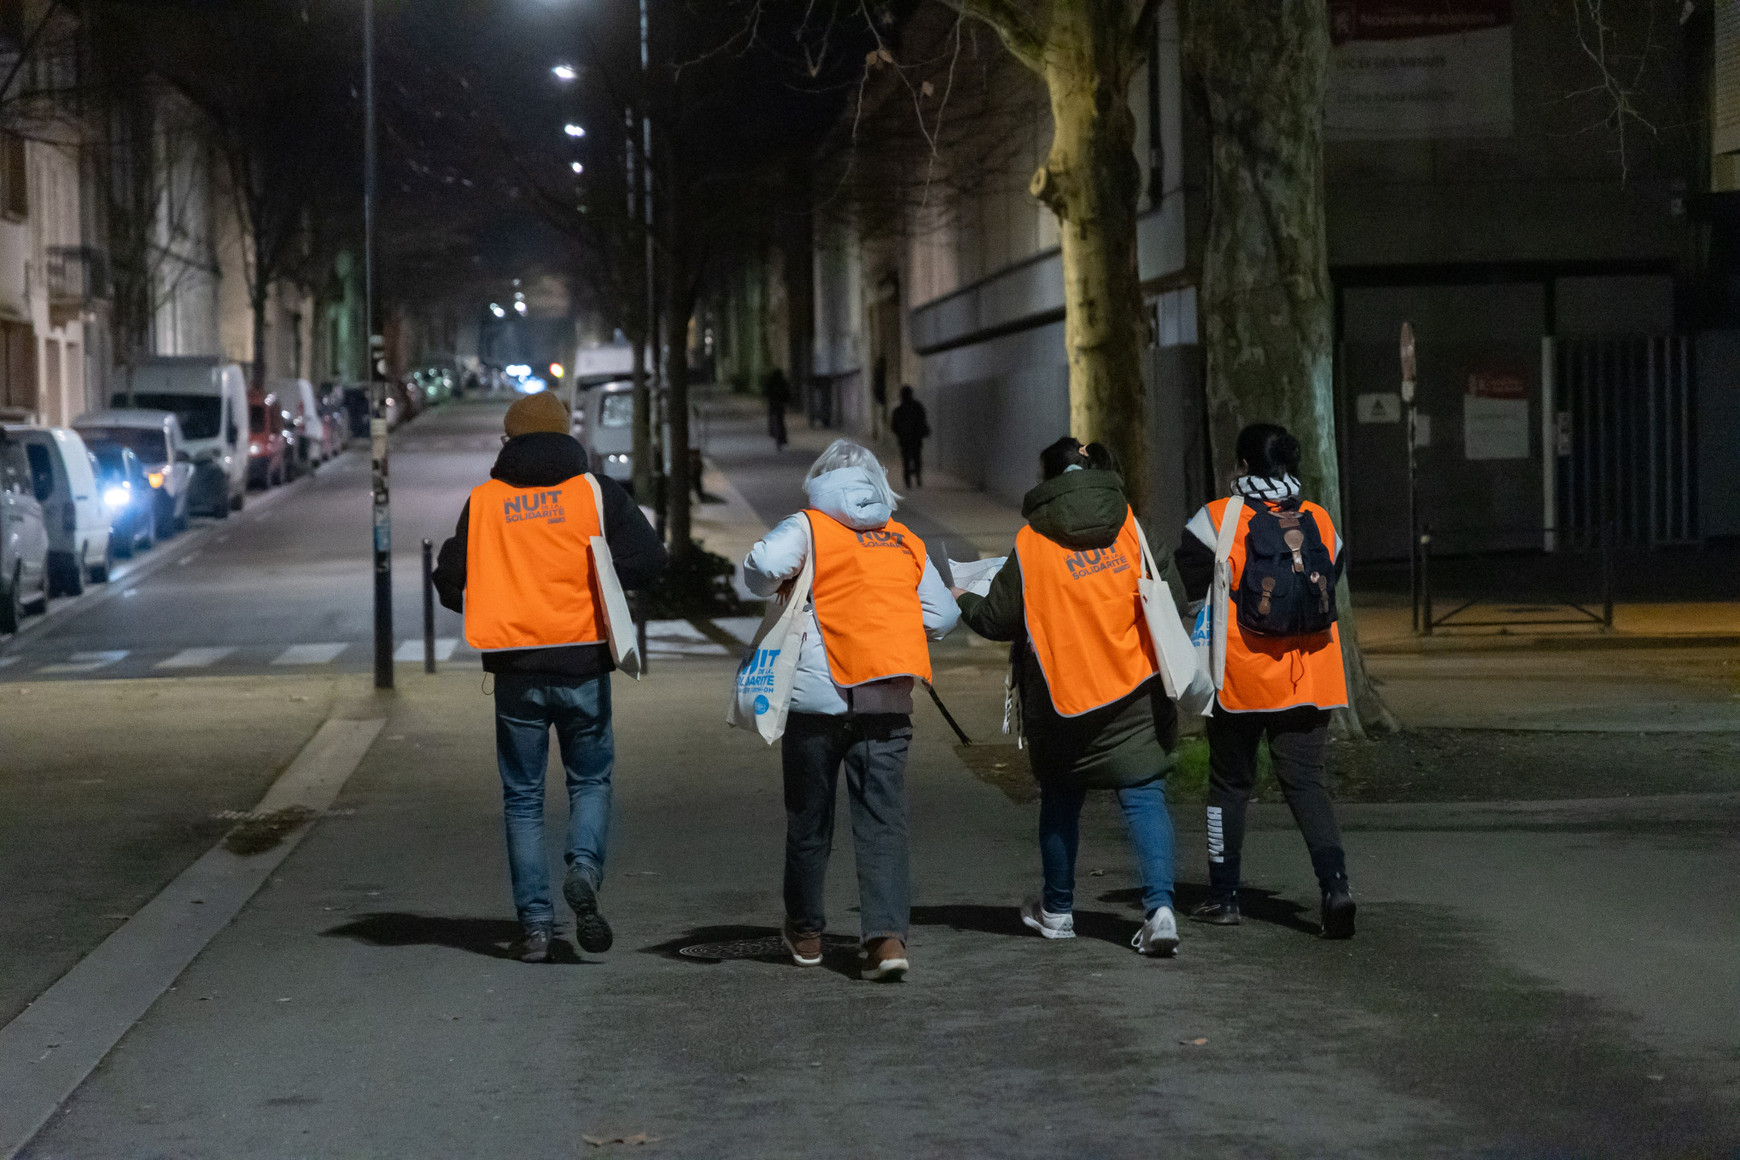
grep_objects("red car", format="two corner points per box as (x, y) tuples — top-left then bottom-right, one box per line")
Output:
(247, 390), (288, 488)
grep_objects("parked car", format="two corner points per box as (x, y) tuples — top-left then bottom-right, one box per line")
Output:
(90, 444), (156, 558)
(573, 379), (634, 488)
(114, 358), (248, 517)
(247, 390), (288, 488)
(0, 430), (49, 632)
(2, 425), (112, 593)
(73, 409), (191, 538)
(272, 378), (324, 476)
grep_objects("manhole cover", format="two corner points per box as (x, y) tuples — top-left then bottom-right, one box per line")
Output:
(678, 935), (857, 961)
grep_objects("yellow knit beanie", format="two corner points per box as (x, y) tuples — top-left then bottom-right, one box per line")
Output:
(503, 391), (570, 438)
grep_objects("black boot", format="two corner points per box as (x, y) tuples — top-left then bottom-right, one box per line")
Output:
(1188, 893), (1240, 925)
(563, 865), (614, 953)
(1319, 878), (1356, 940)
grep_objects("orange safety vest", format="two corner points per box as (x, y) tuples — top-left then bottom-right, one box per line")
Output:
(805, 509), (932, 687)
(464, 475), (606, 651)
(1017, 509), (1158, 717)
(1206, 496), (1348, 713)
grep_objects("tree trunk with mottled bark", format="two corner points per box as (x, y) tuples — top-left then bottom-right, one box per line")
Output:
(1184, 0), (1396, 735)
(953, 0), (1154, 511)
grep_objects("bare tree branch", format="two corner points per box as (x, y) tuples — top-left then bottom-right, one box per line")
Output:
(942, 0), (1044, 73)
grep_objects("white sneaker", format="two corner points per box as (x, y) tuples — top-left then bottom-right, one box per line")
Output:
(1131, 906), (1180, 957)
(1020, 898), (1076, 939)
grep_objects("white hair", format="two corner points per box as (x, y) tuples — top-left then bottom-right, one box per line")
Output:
(804, 437), (900, 509)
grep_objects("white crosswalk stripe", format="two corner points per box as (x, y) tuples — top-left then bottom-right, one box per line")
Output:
(271, 643), (348, 665)
(394, 638), (458, 662)
(155, 646), (238, 670)
(643, 619), (729, 657)
(0, 656), (19, 669)
(38, 650), (130, 674)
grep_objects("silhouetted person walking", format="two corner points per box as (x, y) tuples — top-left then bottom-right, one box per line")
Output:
(764, 368), (791, 452)
(889, 385), (929, 488)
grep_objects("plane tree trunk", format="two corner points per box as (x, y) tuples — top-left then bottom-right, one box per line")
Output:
(950, 0), (1156, 511)
(1183, 0), (1397, 735)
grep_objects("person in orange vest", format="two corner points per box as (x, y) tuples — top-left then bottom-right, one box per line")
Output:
(742, 438), (959, 981)
(954, 438), (1182, 957)
(432, 391), (666, 963)
(1173, 422), (1355, 939)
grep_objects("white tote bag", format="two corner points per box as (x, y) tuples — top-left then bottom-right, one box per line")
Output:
(725, 520), (814, 744)
(1132, 519), (1208, 712)
(1187, 497), (1244, 718)
(585, 474), (643, 680)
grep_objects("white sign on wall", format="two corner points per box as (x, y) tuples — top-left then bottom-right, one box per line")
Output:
(1327, 0), (1514, 141)
(1356, 392), (1402, 423)
(1464, 397), (1529, 460)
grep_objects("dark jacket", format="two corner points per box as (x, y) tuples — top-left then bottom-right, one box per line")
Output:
(889, 399), (929, 447)
(432, 432), (666, 677)
(956, 469), (1177, 790)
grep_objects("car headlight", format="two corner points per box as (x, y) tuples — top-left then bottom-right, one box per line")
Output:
(104, 484), (132, 510)
(250, 443), (261, 455)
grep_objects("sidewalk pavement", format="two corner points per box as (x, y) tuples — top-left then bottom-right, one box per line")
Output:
(10, 664), (1738, 1157)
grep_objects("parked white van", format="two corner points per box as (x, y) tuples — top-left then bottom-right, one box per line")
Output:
(2, 425), (112, 593)
(114, 358), (249, 517)
(572, 379), (635, 488)
(74, 409), (192, 537)
(271, 378), (325, 474)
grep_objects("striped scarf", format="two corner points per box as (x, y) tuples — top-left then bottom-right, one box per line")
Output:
(1230, 473), (1301, 502)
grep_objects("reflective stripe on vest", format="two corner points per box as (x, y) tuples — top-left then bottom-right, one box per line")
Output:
(1017, 509), (1158, 717)
(464, 475), (606, 651)
(805, 509), (932, 687)
(1208, 496), (1348, 713)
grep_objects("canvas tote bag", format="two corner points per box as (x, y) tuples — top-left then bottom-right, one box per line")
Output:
(585, 474), (643, 679)
(725, 518), (815, 744)
(1186, 497), (1244, 717)
(1132, 518), (1207, 712)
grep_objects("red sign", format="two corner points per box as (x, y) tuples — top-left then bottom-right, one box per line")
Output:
(1329, 0), (1512, 45)
(1466, 370), (1527, 399)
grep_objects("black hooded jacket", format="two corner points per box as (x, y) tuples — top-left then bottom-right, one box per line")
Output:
(432, 432), (667, 677)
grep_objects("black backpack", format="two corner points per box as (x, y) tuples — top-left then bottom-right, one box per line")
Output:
(1235, 503), (1338, 636)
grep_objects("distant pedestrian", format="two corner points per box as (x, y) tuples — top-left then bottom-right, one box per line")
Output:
(432, 391), (667, 963)
(741, 438), (959, 980)
(1173, 423), (1355, 939)
(954, 437), (1182, 957)
(889, 385), (929, 488)
(764, 368), (791, 451)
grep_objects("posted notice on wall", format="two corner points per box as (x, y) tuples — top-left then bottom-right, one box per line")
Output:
(1326, 0), (1514, 141)
(1463, 369), (1529, 460)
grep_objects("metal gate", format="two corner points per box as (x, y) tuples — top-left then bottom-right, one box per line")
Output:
(1551, 336), (1697, 549)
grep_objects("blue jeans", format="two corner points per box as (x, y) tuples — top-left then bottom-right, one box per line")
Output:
(1039, 780), (1175, 917)
(493, 673), (614, 927)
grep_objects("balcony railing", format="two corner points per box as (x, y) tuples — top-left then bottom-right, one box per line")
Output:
(46, 244), (107, 325)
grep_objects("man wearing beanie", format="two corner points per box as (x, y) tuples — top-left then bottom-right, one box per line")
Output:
(433, 391), (665, 962)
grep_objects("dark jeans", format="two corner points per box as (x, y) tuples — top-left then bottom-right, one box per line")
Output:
(768, 404), (788, 449)
(1204, 706), (1346, 895)
(898, 441), (923, 487)
(1040, 780), (1175, 917)
(493, 673), (615, 926)
(781, 711), (912, 942)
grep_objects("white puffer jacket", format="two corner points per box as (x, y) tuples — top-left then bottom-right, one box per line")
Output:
(742, 466), (958, 715)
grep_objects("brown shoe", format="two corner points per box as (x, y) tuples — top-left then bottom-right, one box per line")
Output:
(782, 920), (823, 967)
(858, 936), (909, 982)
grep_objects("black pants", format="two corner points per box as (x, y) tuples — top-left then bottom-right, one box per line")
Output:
(898, 441), (923, 487)
(781, 712), (913, 941)
(1204, 706), (1347, 895)
(768, 404), (788, 449)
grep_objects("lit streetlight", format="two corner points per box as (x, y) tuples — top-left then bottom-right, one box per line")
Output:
(489, 302), (506, 318)
(570, 160), (584, 174)
(563, 122), (586, 139)
(551, 63), (577, 81)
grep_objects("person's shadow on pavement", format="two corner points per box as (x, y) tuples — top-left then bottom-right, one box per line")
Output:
(1104, 884), (1320, 936)
(639, 924), (863, 980)
(322, 912), (593, 964)
(909, 903), (1141, 949)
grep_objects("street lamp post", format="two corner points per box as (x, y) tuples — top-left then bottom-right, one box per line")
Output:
(365, 0), (392, 689)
